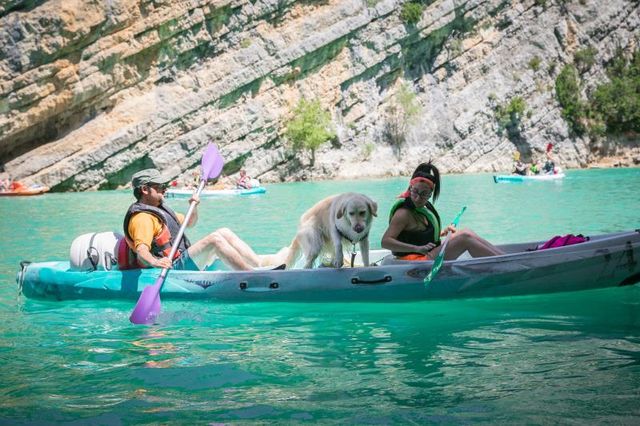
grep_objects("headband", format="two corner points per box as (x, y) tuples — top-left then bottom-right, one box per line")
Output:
(410, 177), (435, 189)
(398, 176), (436, 198)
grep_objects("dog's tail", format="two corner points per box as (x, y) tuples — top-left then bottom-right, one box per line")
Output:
(284, 236), (301, 269)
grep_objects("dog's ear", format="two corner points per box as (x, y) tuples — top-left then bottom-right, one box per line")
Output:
(336, 204), (345, 220)
(368, 199), (378, 217)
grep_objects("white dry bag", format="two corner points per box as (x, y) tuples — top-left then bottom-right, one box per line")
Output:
(69, 232), (123, 271)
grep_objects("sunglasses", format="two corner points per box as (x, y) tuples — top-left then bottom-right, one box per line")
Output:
(409, 187), (432, 198)
(147, 183), (168, 192)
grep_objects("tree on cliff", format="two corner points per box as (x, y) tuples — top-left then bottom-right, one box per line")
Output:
(285, 98), (336, 167)
(384, 82), (421, 157)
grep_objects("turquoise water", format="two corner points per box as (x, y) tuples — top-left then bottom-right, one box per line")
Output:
(1, 168), (640, 423)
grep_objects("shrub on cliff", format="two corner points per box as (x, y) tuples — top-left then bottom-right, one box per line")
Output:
(400, 2), (423, 25)
(590, 49), (640, 134)
(494, 96), (527, 141)
(555, 48), (639, 138)
(285, 99), (336, 167)
(384, 82), (421, 156)
(574, 46), (598, 73)
(555, 64), (587, 135)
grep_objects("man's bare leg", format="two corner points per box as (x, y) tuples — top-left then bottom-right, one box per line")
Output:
(187, 229), (255, 270)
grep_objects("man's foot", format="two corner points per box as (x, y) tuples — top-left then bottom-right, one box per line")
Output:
(271, 263), (286, 270)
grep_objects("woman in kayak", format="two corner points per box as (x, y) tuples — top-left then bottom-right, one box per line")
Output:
(381, 162), (505, 261)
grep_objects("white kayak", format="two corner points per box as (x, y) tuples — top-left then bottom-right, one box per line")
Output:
(493, 173), (565, 183)
(17, 230), (640, 303)
(166, 186), (266, 198)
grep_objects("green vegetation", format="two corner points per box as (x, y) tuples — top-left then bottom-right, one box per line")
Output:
(555, 48), (640, 136)
(555, 64), (586, 135)
(494, 96), (527, 140)
(590, 49), (640, 134)
(529, 56), (542, 71)
(362, 142), (376, 160)
(400, 2), (424, 25)
(384, 82), (421, 156)
(574, 46), (598, 73)
(285, 99), (336, 166)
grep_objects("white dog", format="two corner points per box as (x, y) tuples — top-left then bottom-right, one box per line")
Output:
(285, 193), (377, 269)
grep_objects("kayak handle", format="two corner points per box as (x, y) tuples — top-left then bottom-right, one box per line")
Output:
(239, 281), (279, 291)
(351, 275), (392, 285)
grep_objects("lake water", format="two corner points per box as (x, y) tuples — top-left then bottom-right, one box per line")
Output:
(1, 169), (639, 424)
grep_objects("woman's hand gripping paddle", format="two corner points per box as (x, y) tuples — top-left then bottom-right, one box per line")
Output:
(129, 144), (224, 324)
(423, 206), (467, 285)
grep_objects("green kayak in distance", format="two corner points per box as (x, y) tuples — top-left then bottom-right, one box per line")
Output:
(493, 173), (566, 183)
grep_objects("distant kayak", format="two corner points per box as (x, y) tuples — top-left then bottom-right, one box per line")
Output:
(0, 185), (49, 197)
(166, 186), (266, 198)
(493, 173), (565, 183)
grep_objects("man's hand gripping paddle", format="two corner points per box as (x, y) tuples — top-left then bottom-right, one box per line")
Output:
(129, 144), (224, 324)
(423, 206), (467, 285)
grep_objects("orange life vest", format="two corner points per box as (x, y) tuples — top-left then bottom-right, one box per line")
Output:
(118, 202), (191, 270)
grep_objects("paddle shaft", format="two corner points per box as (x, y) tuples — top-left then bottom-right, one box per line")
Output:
(439, 206), (467, 252)
(424, 206), (467, 284)
(156, 179), (206, 282)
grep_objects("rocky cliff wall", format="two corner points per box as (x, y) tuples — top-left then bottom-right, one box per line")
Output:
(1, 0), (638, 190)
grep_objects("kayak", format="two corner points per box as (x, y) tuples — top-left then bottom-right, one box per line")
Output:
(166, 186), (266, 198)
(493, 173), (565, 183)
(0, 185), (49, 196)
(17, 230), (640, 302)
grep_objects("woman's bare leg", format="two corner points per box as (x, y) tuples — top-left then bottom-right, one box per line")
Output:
(443, 229), (504, 259)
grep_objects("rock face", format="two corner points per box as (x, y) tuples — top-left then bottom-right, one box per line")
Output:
(0, 0), (638, 190)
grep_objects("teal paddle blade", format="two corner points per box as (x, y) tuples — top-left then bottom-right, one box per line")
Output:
(423, 251), (444, 284)
(424, 206), (467, 285)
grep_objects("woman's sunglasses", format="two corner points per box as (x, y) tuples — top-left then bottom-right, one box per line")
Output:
(409, 187), (432, 198)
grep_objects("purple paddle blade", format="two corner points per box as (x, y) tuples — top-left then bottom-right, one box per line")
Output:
(129, 278), (163, 324)
(201, 143), (224, 180)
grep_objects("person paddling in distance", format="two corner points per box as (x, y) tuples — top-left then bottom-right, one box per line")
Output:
(381, 162), (505, 261)
(121, 168), (287, 272)
(236, 169), (252, 189)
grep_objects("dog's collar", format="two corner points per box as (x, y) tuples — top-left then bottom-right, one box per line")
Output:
(336, 226), (368, 244)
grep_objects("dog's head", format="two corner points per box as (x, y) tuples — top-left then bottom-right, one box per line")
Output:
(336, 193), (377, 234)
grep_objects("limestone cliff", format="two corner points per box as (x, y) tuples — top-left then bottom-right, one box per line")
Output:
(1, 0), (638, 191)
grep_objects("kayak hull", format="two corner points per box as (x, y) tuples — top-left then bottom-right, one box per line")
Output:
(493, 173), (565, 183)
(0, 186), (49, 196)
(18, 231), (640, 302)
(166, 187), (266, 198)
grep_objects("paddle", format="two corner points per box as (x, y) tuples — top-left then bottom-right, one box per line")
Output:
(129, 143), (224, 324)
(423, 206), (467, 285)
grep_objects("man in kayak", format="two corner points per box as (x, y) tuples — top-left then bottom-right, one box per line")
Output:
(381, 162), (504, 261)
(121, 168), (286, 271)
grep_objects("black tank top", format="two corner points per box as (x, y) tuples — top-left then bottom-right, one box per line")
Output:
(392, 206), (440, 256)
